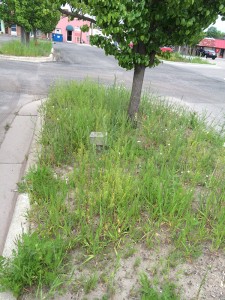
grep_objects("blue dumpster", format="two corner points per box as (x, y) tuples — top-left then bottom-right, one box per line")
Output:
(52, 33), (63, 42)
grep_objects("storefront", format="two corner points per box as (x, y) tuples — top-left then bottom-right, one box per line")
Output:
(54, 16), (90, 44)
(198, 38), (225, 58)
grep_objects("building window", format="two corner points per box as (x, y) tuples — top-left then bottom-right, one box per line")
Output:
(11, 24), (17, 36)
(11, 24), (16, 32)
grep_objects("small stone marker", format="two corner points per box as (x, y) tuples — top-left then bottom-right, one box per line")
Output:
(89, 132), (107, 147)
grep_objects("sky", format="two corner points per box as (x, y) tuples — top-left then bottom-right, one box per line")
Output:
(210, 16), (225, 32)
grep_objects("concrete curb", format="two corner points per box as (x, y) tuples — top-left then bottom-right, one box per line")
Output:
(0, 47), (54, 63)
(0, 100), (43, 300)
(161, 59), (219, 68)
(2, 194), (30, 258)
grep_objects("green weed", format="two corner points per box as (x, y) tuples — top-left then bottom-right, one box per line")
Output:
(123, 245), (136, 259)
(133, 257), (141, 269)
(0, 39), (52, 57)
(83, 273), (99, 294)
(0, 233), (68, 297)
(4, 123), (10, 131)
(140, 273), (179, 299)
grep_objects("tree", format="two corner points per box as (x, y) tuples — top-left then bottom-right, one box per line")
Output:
(185, 30), (206, 55)
(80, 24), (89, 43)
(206, 26), (225, 39)
(55, 1), (225, 121)
(0, 0), (60, 44)
(0, 0), (16, 32)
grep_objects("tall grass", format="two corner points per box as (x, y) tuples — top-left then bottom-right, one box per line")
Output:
(39, 80), (225, 253)
(1, 80), (224, 297)
(0, 39), (52, 57)
(159, 52), (211, 64)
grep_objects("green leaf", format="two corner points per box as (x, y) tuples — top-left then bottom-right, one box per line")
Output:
(176, 19), (180, 25)
(181, 18), (186, 26)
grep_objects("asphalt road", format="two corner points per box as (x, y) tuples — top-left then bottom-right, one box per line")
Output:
(0, 40), (225, 145)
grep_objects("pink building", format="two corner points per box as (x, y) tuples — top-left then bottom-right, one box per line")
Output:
(54, 16), (91, 44)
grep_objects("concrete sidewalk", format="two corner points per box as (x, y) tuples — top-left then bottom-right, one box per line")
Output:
(0, 100), (42, 255)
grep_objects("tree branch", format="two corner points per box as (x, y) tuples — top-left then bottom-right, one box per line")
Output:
(59, 8), (96, 24)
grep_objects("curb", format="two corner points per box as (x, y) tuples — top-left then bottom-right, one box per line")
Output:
(0, 47), (54, 63)
(161, 59), (219, 68)
(0, 101), (43, 300)
(2, 194), (30, 259)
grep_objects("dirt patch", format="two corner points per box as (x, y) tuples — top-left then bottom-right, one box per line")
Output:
(21, 241), (225, 300)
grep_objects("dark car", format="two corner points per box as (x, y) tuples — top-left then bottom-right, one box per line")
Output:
(204, 50), (217, 60)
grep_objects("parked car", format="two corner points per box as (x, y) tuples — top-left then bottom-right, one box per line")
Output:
(160, 46), (173, 53)
(204, 50), (217, 60)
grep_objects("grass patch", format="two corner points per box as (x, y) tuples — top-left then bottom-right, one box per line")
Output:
(0, 233), (68, 297)
(0, 80), (224, 297)
(159, 52), (212, 64)
(0, 39), (52, 57)
(140, 273), (179, 299)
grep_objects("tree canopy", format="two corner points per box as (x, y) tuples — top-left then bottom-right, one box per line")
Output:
(57, 1), (225, 120)
(0, 0), (60, 39)
(206, 26), (225, 39)
(2, 0), (225, 119)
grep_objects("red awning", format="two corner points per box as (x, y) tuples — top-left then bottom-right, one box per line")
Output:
(198, 38), (225, 49)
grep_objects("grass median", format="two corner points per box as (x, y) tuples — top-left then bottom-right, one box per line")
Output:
(0, 39), (52, 57)
(159, 52), (212, 64)
(0, 80), (225, 299)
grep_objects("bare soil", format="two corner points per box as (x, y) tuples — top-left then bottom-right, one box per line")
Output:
(22, 239), (225, 300)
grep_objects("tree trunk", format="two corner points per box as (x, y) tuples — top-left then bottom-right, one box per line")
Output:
(21, 27), (26, 44)
(128, 64), (146, 121)
(33, 29), (37, 45)
(188, 46), (191, 55)
(185, 45), (189, 55)
(25, 32), (30, 45)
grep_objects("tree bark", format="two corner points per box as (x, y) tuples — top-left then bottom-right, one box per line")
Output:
(59, 8), (96, 24)
(128, 64), (146, 121)
(25, 32), (30, 45)
(21, 27), (26, 44)
(33, 29), (37, 45)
